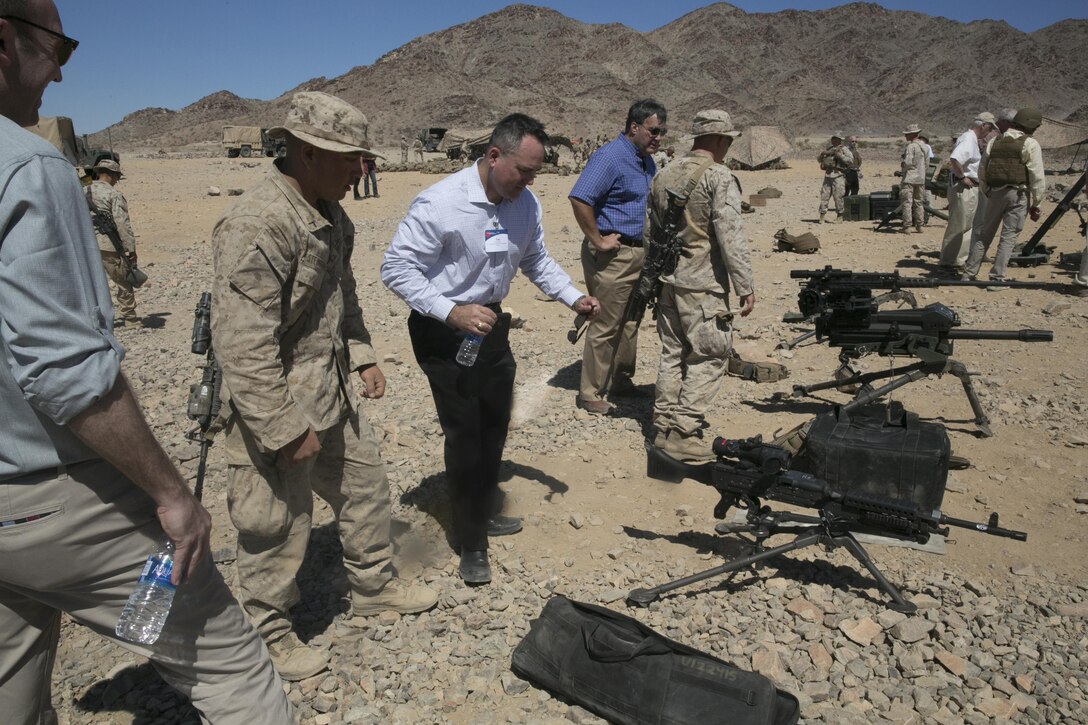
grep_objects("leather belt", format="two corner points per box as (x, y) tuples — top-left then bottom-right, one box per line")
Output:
(600, 233), (643, 248)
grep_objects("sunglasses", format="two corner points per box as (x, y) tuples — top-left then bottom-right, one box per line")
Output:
(2, 15), (79, 67)
(644, 126), (668, 137)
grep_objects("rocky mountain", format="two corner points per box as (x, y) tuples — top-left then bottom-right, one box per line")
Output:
(90, 2), (1088, 149)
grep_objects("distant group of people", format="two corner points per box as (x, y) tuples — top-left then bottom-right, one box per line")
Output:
(816, 107), (1056, 287)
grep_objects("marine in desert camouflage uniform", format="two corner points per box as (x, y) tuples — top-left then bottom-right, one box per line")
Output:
(817, 132), (853, 222)
(898, 123), (927, 233)
(211, 92), (437, 682)
(86, 159), (139, 324)
(400, 134), (409, 163)
(649, 110), (755, 463)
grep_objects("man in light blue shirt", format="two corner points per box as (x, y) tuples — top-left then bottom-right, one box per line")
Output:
(383, 113), (599, 584)
(0, 4), (290, 721)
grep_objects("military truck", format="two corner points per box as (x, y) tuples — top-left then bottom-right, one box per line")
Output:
(222, 126), (286, 158)
(419, 127), (448, 152)
(26, 116), (119, 175)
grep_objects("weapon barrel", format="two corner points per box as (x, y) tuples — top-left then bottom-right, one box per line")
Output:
(947, 328), (1053, 342)
(939, 514), (1027, 541)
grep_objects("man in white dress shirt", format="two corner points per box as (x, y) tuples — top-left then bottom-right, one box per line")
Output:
(382, 114), (600, 584)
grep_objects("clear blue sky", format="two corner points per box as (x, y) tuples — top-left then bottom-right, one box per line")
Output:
(42, 0), (1084, 133)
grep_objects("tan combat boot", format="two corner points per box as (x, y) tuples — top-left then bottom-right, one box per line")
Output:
(913, 225), (924, 233)
(351, 578), (439, 617)
(817, 213), (824, 224)
(660, 431), (715, 463)
(267, 632), (329, 682)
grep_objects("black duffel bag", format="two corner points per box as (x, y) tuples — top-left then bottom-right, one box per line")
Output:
(511, 596), (799, 725)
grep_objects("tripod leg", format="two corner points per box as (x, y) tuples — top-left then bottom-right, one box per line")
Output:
(950, 361), (993, 438)
(837, 535), (917, 613)
(840, 369), (928, 413)
(794, 361), (927, 398)
(628, 532), (824, 606)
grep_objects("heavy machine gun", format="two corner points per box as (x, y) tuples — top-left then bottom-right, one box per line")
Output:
(185, 292), (223, 500)
(786, 268), (1053, 437)
(631, 436), (1026, 612)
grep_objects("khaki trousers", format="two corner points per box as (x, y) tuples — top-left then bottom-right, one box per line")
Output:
(818, 176), (845, 215)
(653, 286), (733, 436)
(964, 187), (1027, 280)
(224, 411), (391, 642)
(900, 182), (925, 228)
(100, 250), (137, 321)
(579, 240), (645, 401)
(939, 181), (978, 268)
(0, 460), (292, 725)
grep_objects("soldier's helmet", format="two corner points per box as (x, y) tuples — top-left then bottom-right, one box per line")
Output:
(268, 92), (369, 153)
(1012, 108), (1042, 133)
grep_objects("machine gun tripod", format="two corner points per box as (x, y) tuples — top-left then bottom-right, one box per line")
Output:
(630, 437), (1026, 612)
(785, 269), (1054, 437)
(790, 303), (1052, 437)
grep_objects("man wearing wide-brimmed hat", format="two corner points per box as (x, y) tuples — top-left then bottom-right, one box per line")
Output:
(647, 110), (756, 463)
(899, 123), (927, 233)
(86, 158), (141, 324)
(211, 91), (438, 681)
(963, 107), (1046, 282)
(816, 131), (853, 223)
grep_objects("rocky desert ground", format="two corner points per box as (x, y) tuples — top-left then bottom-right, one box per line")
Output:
(49, 149), (1088, 724)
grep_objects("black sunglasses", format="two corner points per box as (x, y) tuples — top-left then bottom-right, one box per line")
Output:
(644, 126), (668, 137)
(2, 15), (79, 67)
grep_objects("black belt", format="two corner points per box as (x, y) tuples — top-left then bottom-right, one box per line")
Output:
(600, 233), (643, 248)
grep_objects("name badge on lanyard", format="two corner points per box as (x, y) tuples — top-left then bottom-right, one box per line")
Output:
(484, 228), (509, 253)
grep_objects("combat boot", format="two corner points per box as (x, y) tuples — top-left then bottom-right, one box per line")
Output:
(351, 578), (439, 617)
(817, 213), (825, 224)
(267, 632), (329, 682)
(659, 430), (715, 463)
(913, 225), (923, 234)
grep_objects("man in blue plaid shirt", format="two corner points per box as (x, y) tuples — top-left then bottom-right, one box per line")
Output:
(570, 99), (667, 414)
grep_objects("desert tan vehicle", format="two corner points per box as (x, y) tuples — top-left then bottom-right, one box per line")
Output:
(26, 115), (118, 175)
(222, 125), (285, 158)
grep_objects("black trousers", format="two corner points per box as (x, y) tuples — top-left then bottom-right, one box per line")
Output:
(408, 309), (515, 552)
(845, 169), (860, 198)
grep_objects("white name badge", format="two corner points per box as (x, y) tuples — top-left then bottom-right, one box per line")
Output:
(484, 228), (509, 253)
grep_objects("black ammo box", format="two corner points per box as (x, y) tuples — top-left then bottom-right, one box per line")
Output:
(791, 404), (949, 510)
(869, 191), (899, 221)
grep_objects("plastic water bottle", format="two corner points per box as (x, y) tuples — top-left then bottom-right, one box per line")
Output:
(456, 333), (483, 366)
(115, 539), (176, 645)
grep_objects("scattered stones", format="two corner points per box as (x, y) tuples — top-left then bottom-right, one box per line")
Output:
(839, 617), (883, 646)
(890, 618), (935, 644)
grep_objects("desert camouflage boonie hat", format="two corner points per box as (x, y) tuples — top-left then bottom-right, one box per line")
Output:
(902, 123), (922, 135)
(975, 112), (996, 125)
(691, 109), (741, 138)
(1013, 107), (1042, 132)
(268, 92), (369, 153)
(94, 159), (123, 177)
(830, 131), (845, 140)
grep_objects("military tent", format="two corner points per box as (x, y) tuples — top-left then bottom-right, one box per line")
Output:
(727, 126), (792, 170)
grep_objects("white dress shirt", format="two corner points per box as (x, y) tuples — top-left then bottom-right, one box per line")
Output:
(950, 129), (982, 181)
(382, 162), (583, 322)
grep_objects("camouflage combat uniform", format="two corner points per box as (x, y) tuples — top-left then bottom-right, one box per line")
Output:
(899, 138), (927, 230)
(817, 144), (853, 218)
(650, 153), (754, 439)
(400, 136), (409, 163)
(86, 180), (138, 321)
(211, 163), (392, 644)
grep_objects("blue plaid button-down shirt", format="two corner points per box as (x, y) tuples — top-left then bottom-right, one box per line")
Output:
(569, 134), (656, 240)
